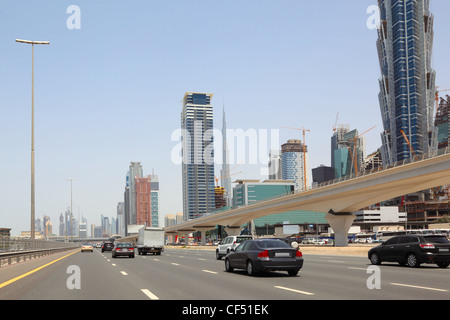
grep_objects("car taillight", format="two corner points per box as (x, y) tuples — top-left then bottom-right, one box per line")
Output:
(295, 250), (303, 258)
(116, 248), (121, 251)
(128, 248), (133, 251)
(257, 250), (270, 260)
(420, 243), (435, 249)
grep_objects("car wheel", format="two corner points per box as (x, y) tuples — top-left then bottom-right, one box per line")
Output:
(288, 269), (299, 276)
(246, 260), (256, 276)
(406, 253), (420, 268)
(370, 252), (381, 265)
(437, 262), (449, 268)
(216, 250), (222, 260)
(225, 258), (233, 272)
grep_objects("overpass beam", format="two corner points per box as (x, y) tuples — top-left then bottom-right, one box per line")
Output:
(325, 211), (356, 247)
(225, 226), (241, 237)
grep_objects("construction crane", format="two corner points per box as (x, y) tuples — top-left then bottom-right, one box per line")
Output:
(281, 126), (310, 191)
(435, 87), (450, 110)
(332, 112), (339, 133)
(400, 130), (419, 161)
(347, 126), (376, 174)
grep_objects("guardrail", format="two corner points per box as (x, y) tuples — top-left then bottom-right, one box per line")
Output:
(0, 237), (78, 268)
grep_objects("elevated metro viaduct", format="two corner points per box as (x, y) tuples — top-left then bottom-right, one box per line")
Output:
(165, 150), (450, 246)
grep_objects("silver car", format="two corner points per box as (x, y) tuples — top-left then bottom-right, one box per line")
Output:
(216, 235), (253, 259)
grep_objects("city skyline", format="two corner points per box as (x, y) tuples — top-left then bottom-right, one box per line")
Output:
(2, 1), (450, 235)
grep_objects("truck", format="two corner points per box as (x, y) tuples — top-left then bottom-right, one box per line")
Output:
(136, 227), (165, 255)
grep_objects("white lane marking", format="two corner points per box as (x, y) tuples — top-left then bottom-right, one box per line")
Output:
(274, 286), (315, 296)
(141, 289), (159, 300)
(327, 260), (344, 263)
(120, 271), (128, 276)
(202, 270), (218, 274)
(347, 267), (367, 271)
(154, 259), (159, 261)
(171, 263), (180, 266)
(390, 283), (448, 292)
(112, 263), (116, 267)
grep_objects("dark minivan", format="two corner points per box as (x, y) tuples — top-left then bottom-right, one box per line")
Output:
(368, 235), (450, 268)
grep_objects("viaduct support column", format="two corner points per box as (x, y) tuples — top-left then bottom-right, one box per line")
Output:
(325, 211), (356, 247)
(196, 227), (213, 246)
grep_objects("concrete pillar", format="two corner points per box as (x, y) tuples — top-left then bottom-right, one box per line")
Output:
(325, 211), (356, 247)
(225, 226), (241, 237)
(195, 228), (213, 246)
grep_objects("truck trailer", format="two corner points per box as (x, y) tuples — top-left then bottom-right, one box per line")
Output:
(137, 227), (165, 255)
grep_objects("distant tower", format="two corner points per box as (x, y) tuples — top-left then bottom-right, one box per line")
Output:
(220, 106), (232, 206)
(181, 92), (215, 221)
(281, 139), (310, 191)
(377, 0), (437, 165)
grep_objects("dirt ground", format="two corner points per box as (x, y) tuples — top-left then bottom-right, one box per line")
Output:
(166, 244), (375, 257)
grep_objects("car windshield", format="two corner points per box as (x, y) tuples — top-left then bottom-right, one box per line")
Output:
(236, 237), (252, 243)
(424, 236), (450, 244)
(255, 240), (290, 249)
(116, 243), (132, 247)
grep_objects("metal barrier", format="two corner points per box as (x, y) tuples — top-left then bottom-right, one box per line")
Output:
(0, 237), (78, 268)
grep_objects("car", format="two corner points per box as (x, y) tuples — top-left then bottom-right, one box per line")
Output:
(81, 243), (93, 252)
(112, 242), (135, 258)
(224, 239), (304, 276)
(101, 241), (114, 252)
(368, 234), (450, 268)
(216, 235), (253, 260)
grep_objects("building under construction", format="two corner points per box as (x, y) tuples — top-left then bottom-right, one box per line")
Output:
(435, 95), (450, 149)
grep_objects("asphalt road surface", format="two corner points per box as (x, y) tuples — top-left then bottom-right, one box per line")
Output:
(0, 247), (449, 300)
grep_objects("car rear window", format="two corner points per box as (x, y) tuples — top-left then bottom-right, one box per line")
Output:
(236, 237), (252, 243)
(116, 243), (132, 247)
(255, 240), (290, 249)
(424, 236), (450, 244)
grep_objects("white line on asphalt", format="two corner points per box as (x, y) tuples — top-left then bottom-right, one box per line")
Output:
(327, 260), (344, 263)
(198, 258), (206, 261)
(171, 263), (180, 266)
(154, 259), (159, 261)
(121, 271), (128, 276)
(274, 286), (315, 296)
(112, 264), (116, 267)
(202, 270), (218, 274)
(390, 283), (448, 292)
(347, 267), (367, 271)
(107, 259), (110, 262)
(141, 289), (159, 300)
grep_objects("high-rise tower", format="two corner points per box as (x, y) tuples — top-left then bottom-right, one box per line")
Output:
(181, 92), (215, 221)
(377, 0), (437, 165)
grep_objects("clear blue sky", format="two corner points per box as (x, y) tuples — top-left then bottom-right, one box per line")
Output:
(1, 1), (450, 235)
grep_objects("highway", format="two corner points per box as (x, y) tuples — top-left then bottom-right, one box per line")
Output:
(0, 247), (449, 301)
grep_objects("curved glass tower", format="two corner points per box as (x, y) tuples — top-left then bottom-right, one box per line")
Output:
(377, 0), (437, 165)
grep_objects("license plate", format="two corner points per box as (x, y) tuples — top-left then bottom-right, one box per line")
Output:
(275, 252), (291, 257)
(439, 248), (449, 252)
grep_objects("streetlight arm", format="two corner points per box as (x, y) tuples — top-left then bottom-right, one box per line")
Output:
(16, 39), (50, 45)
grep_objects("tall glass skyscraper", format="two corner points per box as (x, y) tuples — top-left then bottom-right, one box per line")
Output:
(181, 92), (215, 221)
(377, 0), (437, 165)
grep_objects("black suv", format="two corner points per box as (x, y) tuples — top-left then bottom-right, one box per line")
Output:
(368, 235), (450, 268)
(101, 241), (114, 252)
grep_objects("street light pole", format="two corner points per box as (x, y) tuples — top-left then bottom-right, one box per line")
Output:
(16, 39), (50, 240)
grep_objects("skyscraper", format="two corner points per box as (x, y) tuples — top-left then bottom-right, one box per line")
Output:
(377, 0), (437, 165)
(181, 92), (215, 221)
(127, 162), (143, 225)
(220, 106), (232, 205)
(281, 139), (310, 191)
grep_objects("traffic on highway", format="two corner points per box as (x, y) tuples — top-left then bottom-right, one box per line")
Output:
(1, 236), (449, 303)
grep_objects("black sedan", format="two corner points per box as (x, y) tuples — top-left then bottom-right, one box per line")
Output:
(112, 242), (135, 258)
(368, 234), (450, 268)
(224, 239), (303, 276)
